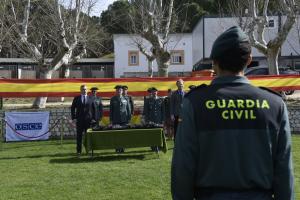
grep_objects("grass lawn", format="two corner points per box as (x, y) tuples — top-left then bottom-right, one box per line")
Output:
(0, 136), (299, 200)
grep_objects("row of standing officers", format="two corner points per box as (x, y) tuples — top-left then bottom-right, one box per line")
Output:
(71, 81), (186, 155)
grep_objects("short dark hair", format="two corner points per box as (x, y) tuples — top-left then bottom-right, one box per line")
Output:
(215, 41), (251, 73)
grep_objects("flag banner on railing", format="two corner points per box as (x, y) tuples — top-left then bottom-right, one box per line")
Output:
(5, 112), (50, 142)
(0, 75), (299, 97)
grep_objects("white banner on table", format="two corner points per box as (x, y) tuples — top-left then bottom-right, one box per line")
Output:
(5, 112), (50, 142)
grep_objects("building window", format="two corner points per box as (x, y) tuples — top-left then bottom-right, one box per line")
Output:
(171, 50), (184, 65)
(128, 51), (139, 66)
(267, 19), (275, 28)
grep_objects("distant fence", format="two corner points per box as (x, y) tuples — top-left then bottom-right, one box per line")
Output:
(0, 105), (300, 139)
(0, 75), (300, 97)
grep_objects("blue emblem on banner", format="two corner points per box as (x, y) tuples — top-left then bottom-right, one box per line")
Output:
(15, 123), (43, 130)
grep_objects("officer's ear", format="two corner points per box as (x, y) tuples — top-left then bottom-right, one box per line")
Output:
(212, 60), (220, 75)
(246, 54), (252, 66)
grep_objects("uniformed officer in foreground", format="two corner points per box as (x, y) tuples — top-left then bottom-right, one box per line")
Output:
(171, 26), (294, 200)
(89, 87), (103, 127)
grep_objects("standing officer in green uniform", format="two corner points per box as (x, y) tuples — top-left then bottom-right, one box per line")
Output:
(142, 88), (153, 125)
(89, 87), (103, 127)
(122, 85), (134, 117)
(171, 26), (294, 200)
(143, 87), (164, 151)
(109, 85), (131, 126)
(110, 85), (131, 153)
(143, 87), (164, 125)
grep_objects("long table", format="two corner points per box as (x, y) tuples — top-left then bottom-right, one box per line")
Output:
(83, 128), (167, 155)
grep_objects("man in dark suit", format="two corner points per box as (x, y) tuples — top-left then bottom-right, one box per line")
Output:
(71, 85), (96, 156)
(170, 79), (185, 140)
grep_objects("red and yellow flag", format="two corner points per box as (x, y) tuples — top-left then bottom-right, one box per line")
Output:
(0, 75), (299, 97)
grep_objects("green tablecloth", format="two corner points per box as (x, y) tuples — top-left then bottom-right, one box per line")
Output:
(83, 128), (167, 154)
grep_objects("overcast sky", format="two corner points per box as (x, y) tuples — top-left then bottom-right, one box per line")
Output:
(90, 0), (118, 16)
(62, 0), (118, 16)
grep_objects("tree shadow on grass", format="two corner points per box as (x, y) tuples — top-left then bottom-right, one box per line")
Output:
(49, 150), (160, 164)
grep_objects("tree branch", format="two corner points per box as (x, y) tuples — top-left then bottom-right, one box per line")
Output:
(269, 0), (297, 48)
(56, 0), (69, 50)
(163, 0), (174, 40)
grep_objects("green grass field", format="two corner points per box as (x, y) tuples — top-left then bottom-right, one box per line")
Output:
(0, 136), (299, 200)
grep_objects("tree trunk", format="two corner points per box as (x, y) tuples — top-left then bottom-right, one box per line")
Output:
(32, 69), (53, 108)
(59, 65), (70, 102)
(267, 48), (280, 75)
(157, 59), (169, 77)
(148, 60), (153, 77)
(156, 53), (170, 77)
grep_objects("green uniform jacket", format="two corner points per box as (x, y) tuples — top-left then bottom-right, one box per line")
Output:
(171, 76), (294, 200)
(89, 95), (103, 122)
(143, 96), (164, 124)
(124, 95), (134, 115)
(109, 95), (131, 125)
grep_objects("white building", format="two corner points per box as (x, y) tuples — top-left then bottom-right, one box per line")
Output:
(114, 16), (300, 78)
(113, 34), (193, 77)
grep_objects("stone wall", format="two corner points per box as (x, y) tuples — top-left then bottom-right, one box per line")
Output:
(1, 104), (300, 139)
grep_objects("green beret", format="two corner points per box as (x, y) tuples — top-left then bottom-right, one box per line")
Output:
(114, 85), (123, 89)
(210, 26), (249, 60)
(122, 85), (128, 90)
(90, 87), (99, 91)
(151, 87), (158, 92)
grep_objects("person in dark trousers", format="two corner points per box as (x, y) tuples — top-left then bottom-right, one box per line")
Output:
(122, 85), (134, 117)
(71, 85), (96, 156)
(142, 88), (153, 124)
(170, 79), (185, 140)
(171, 26), (294, 200)
(89, 87), (103, 128)
(110, 85), (131, 153)
(143, 87), (164, 125)
(143, 87), (164, 151)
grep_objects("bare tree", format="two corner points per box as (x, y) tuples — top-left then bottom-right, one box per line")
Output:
(130, 36), (155, 77)
(128, 0), (175, 77)
(5, 0), (104, 108)
(228, 0), (298, 75)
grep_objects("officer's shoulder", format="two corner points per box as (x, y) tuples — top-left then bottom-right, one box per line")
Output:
(184, 84), (208, 97)
(258, 86), (282, 98)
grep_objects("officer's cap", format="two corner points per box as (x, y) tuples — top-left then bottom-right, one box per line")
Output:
(122, 85), (128, 90)
(90, 87), (99, 91)
(210, 26), (249, 60)
(114, 85), (123, 89)
(151, 87), (158, 92)
(188, 85), (196, 90)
